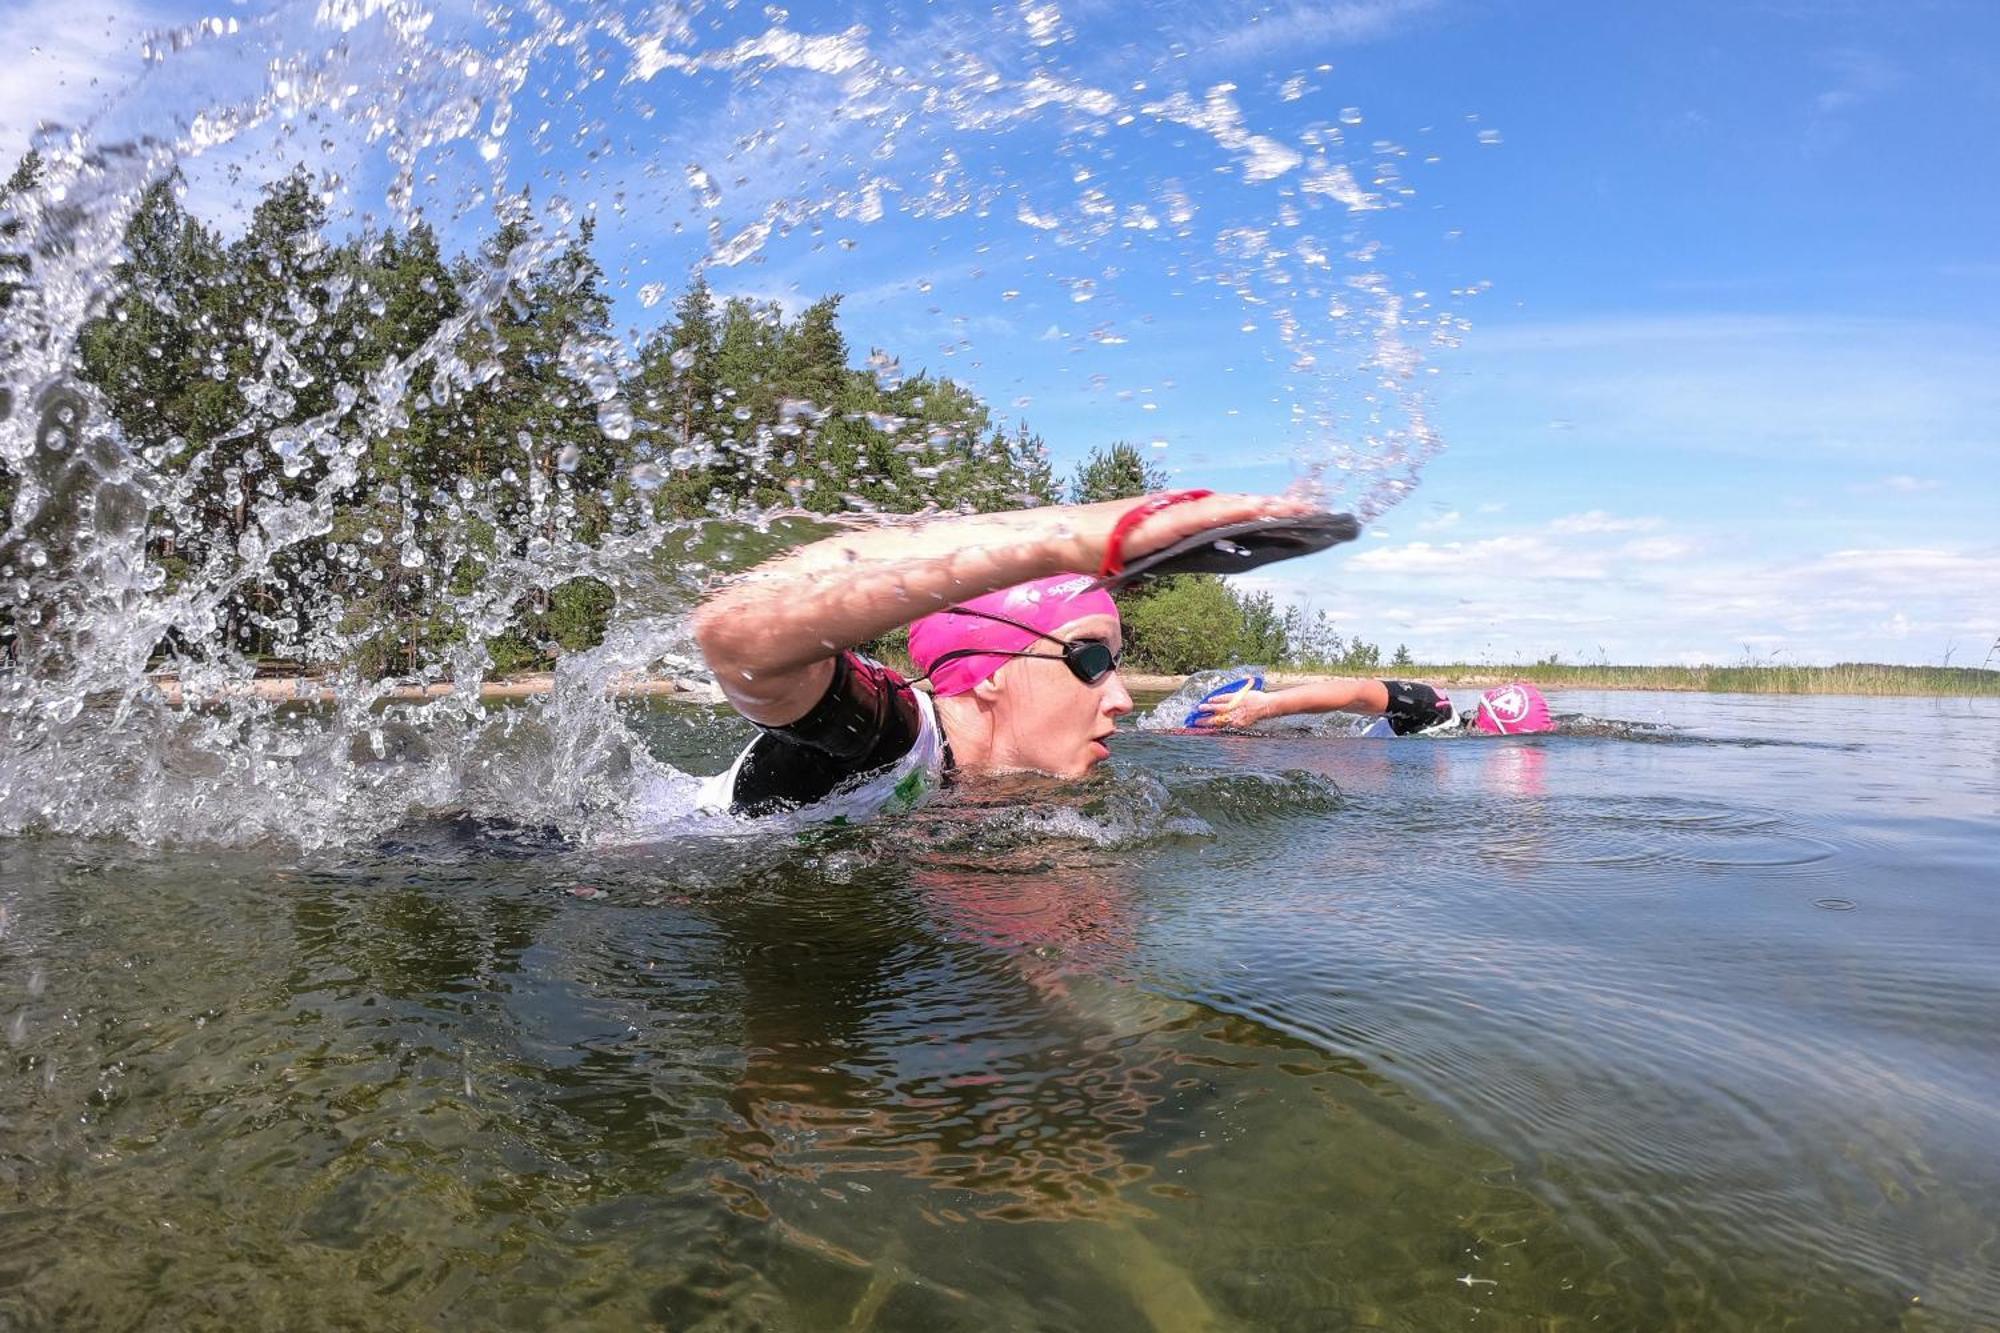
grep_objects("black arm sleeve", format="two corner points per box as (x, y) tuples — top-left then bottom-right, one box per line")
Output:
(1379, 680), (1455, 736)
(727, 652), (926, 815)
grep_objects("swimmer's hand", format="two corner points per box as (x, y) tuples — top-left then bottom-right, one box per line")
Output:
(1192, 686), (1278, 729)
(1057, 491), (1316, 578)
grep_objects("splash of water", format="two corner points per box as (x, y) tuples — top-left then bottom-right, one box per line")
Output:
(0, 0), (1463, 847)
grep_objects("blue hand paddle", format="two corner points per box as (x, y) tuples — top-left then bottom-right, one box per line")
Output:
(1184, 673), (1264, 728)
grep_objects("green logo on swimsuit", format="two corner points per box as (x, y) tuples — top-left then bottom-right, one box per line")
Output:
(886, 767), (928, 813)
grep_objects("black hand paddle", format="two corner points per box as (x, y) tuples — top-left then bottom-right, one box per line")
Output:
(1093, 511), (1361, 591)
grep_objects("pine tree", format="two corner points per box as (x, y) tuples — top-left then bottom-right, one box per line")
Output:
(44, 164), (1117, 678)
(74, 172), (238, 653)
(0, 150), (40, 316)
(629, 276), (720, 518)
(1069, 440), (1166, 504)
(781, 294), (847, 408)
(710, 295), (785, 505)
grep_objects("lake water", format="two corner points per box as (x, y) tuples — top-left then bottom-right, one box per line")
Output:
(2, 689), (1995, 1329)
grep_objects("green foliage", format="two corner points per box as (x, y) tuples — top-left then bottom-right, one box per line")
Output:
(1123, 576), (1287, 674)
(486, 577), (617, 673)
(52, 166), (1063, 679)
(1069, 440), (1165, 505)
(1063, 440), (1298, 673)
(1235, 588), (1288, 664)
(0, 149), (40, 317)
(625, 282), (1048, 522)
(0, 152), (43, 581)
(31, 160), (1424, 687)
(1276, 606), (1384, 672)
(546, 577), (616, 650)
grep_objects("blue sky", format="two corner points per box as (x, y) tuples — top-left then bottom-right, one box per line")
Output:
(6, 0), (1996, 666)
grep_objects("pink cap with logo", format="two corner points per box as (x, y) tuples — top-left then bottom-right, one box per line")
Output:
(1471, 682), (1554, 734)
(908, 573), (1119, 696)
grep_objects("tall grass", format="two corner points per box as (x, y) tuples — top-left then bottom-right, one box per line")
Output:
(1361, 663), (2000, 697)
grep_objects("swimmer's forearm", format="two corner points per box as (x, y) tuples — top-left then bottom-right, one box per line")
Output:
(695, 505), (1105, 694)
(695, 492), (1306, 723)
(1261, 678), (1390, 718)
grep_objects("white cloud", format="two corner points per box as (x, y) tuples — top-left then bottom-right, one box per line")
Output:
(1881, 474), (1940, 493)
(1235, 519), (2000, 666)
(1548, 510), (1663, 535)
(1346, 534), (1609, 580)
(1813, 48), (1900, 117)
(1621, 537), (1696, 562)
(1185, 0), (1442, 65)
(1812, 546), (2000, 585)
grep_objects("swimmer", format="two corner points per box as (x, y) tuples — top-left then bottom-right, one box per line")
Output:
(692, 491), (1356, 818)
(1191, 676), (1554, 737)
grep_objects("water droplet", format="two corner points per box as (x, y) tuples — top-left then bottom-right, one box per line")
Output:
(685, 163), (723, 209)
(596, 400), (633, 440)
(866, 348), (903, 390)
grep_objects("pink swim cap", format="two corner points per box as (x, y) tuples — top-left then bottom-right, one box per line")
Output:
(1470, 682), (1554, 735)
(908, 573), (1119, 696)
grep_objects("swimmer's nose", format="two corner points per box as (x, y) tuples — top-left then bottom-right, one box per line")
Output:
(1101, 671), (1134, 718)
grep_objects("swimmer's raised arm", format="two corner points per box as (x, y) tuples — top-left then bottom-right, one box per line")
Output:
(694, 492), (1305, 726)
(1194, 677), (1390, 729)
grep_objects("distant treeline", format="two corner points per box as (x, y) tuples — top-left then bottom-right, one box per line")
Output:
(0, 156), (1402, 678)
(1389, 662), (2000, 697)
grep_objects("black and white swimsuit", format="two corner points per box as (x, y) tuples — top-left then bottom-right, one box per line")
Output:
(1379, 680), (1458, 735)
(698, 652), (951, 821)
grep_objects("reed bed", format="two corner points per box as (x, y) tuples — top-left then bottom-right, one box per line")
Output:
(1361, 663), (2000, 697)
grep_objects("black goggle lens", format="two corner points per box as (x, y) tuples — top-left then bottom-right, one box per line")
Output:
(1063, 640), (1120, 685)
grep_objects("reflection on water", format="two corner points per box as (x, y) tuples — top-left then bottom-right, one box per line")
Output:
(3, 690), (1998, 1329)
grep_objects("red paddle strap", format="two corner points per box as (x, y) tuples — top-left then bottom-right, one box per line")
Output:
(1097, 489), (1215, 579)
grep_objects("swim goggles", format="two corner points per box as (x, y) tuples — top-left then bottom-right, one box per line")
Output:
(914, 606), (1123, 687)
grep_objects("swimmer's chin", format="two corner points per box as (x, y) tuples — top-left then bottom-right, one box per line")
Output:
(964, 749), (1111, 783)
(1061, 737), (1115, 776)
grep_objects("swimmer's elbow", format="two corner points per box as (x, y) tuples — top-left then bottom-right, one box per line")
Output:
(691, 594), (752, 676)
(692, 588), (835, 724)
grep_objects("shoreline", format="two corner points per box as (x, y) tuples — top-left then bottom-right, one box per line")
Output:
(142, 663), (2000, 705)
(142, 672), (718, 707)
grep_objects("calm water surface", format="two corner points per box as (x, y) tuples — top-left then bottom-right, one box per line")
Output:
(2, 689), (1995, 1330)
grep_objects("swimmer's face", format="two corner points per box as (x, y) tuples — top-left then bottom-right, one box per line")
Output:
(985, 613), (1132, 777)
